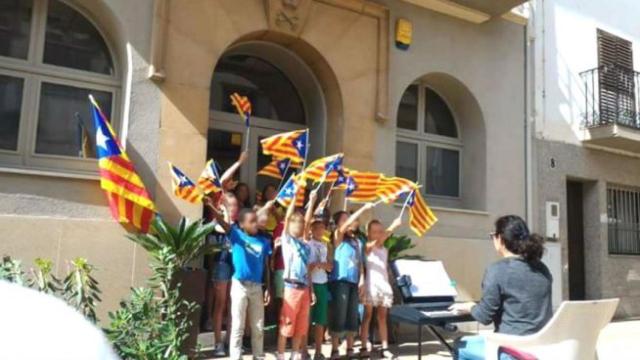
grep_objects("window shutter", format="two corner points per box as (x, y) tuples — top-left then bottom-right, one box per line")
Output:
(597, 29), (635, 125)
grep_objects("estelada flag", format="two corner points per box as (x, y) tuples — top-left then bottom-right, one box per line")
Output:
(275, 173), (306, 208)
(257, 158), (301, 180)
(260, 129), (308, 164)
(302, 153), (344, 183)
(169, 163), (203, 204)
(344, 171), (381, 203)
(90, 95), (156, 233)
(375, 176), (417, 203)
(230, 92), (251, 127)
(198, 159), (223, 195)
(407, 190), (438, 237)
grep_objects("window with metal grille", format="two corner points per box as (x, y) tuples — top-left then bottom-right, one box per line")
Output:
(607, 184), (640, 255)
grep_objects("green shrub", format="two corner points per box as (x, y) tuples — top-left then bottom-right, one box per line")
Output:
(105, 248), (196, 360)
(384, 234), (417, 261)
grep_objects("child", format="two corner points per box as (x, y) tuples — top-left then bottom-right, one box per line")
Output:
(205, 151), (247, 357)
(276, 190), (318, 360)
(207, 192), (239, 357)
(359, 217), (403, 359)
(305, 195), (333, 360)
(207, 198), (274, 360)
(328, 203), (375, 359)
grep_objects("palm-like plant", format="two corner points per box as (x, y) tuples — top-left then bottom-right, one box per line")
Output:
(0, 256), (25, 285)
(29, 257), (61, 294)
(384, 234), (417, 261)
(63, 257), (102, 323)
(128, 217), (217, 268)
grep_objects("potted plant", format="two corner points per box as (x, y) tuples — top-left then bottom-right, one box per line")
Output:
(128, 216), (217, 356)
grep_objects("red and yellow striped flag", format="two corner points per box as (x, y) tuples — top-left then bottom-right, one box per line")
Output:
(376, 176), (417, 203)
(275, 173), (306, 208)
(257, 158), (300, 180)
(169, 163), (203, 204)
(302, 153), (344, 183)
(90, 95), (156, 233)
(230, 92), (251, 127)
(260, 129), (308, 164)
(344, 171), (382, 203)
(198, 159), (223, 195)
(407, 191), (438, 237)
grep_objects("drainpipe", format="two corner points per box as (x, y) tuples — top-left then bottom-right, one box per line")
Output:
(524, 15), (533, 225)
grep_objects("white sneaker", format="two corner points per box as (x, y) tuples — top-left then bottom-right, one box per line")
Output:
(212, 343), (226, 357)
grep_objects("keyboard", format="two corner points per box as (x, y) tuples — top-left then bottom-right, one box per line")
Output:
(420, 309), (457, 318)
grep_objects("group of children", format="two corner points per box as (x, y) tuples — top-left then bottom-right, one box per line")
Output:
(202, 152), (403, 360)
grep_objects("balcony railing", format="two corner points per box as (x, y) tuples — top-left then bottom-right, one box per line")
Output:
(580, 64), (640, 129)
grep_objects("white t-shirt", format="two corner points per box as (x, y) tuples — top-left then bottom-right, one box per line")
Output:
(0, 281), (120, 360)
(308, 238), (329, 284)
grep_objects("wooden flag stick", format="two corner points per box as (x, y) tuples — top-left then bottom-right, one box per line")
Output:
(243, 121), (251, 151)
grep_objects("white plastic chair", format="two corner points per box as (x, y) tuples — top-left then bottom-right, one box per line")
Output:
(484, 298), (619, 360)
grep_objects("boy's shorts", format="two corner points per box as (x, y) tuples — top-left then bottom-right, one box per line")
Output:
(273, 269), (285, 299)
(279, 286), (311, 337)
(311, 283), (329, 326)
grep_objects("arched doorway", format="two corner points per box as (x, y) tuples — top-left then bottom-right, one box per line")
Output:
(207, 41), (326, 201)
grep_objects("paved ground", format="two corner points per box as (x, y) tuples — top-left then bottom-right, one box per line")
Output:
(198, 320), (640, 359)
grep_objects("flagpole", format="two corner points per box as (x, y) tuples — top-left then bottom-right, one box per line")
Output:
(343, 197), (348, 211)
(398, 189), (415, 219)
(276, 160), (292, 191)
(243, 116), (251, 151)
(301, 128), (309, 170)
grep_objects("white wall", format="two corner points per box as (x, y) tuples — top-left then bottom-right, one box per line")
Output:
(534, 0), (640, 143)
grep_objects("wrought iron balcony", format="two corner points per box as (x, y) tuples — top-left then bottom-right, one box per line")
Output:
(580, 64), (640, 129)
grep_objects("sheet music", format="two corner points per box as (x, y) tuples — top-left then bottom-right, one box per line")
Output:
(394, 259), (458, 298)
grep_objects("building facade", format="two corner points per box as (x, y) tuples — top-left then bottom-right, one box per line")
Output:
(530, 0), (640, 317)
(0, 0), (538, 320)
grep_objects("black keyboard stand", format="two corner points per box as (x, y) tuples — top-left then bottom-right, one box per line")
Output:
(389, 305), (474, 359)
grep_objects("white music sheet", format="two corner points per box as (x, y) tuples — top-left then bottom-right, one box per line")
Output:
(394, 259), (458, 298)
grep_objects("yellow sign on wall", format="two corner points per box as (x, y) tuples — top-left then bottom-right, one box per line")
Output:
(396, 18), (412, 50)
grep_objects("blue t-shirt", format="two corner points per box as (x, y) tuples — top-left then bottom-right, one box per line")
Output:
(229, 225), (272, 283)
(331, 236), (361, 284)
(282, 234), (310, 285)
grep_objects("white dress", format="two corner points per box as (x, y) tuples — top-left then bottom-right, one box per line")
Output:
(364, 246), (394, 308)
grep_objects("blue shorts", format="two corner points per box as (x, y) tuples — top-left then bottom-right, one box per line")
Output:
(211, 250), (233, 282)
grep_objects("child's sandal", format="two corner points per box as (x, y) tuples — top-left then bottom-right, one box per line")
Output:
(346, 348), (356, 359)
(358, 346), (370, 359)
(329, 349), (340, 360)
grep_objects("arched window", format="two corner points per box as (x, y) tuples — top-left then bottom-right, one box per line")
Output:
(209, 50), (312, 197)
(396, 83), (461, 198)
(211, 54), (306, 125)
(0, 0), (118, 173)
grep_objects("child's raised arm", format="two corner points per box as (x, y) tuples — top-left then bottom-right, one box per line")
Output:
(303, 190), (319, 240)
(256, 199), (276, 220)
(283, 190), (297, 234)
(382, 215), (403, 244)
(203, 196), (231, 233)
(220, 150), (248, 185)
(334, 202), (374, 247)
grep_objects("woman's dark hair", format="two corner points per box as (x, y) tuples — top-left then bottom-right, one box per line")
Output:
(234, 182), (251, 208)
(261, 184), (277, 204)
(332, 211), (348, 227)
(494, 215), (545, 262)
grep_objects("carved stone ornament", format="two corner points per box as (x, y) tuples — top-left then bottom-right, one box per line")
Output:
(266, 0), (313, 36)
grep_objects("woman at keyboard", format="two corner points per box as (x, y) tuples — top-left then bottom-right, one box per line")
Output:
(449, 215), (553, 360)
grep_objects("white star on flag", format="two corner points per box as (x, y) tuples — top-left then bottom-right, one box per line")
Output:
(96, 127), (109, 150)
